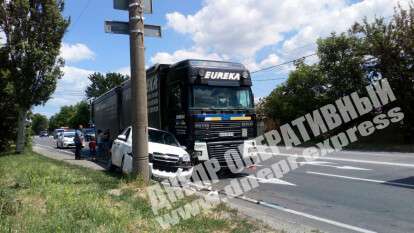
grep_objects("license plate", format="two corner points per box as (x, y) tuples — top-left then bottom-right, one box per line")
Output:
(242, 128), (248, 137)
(219, 132), (234, 137)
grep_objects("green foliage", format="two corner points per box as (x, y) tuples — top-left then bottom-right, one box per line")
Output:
(262, 4), (414, 140)
(31, 114), (48, 135)
(68, 101), (90, 129)
(317, 33), (368, 98)
(0, 51), (17, 152)
(0, 0), (69, 109)
(49, 105), (75, 131)
(85, 72), (129, 99)
(49, 101), (90, 130)
(0, 0), (69, 151)
(263, 63), (329, 124)
(350, 4), (414, 131)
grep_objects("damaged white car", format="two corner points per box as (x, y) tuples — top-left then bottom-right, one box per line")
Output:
(109, 127), (193, 180)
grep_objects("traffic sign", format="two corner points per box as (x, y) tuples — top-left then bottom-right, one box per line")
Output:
(114, 0), (153, 14)
(105, 21), (161, 37)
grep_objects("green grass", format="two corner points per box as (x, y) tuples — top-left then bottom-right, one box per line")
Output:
(0, 151), (276, 233)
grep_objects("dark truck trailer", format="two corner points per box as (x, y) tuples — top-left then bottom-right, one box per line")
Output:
(92, 59), (258, 168)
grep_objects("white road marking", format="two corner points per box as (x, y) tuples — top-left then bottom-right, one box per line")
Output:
(320, 157), (414, 168)
(337, 150), (414, 158)
(297, 161), (334, 165)
(307, 171), (414, 189)
(257, 200), (377, 233)
(267, 153), (414, 168)
(247, 176), (296, 186)
(330, 165), (372, 171)
(298, 161), (372, 171)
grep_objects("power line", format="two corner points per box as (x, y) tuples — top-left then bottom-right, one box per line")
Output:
(250, 14), (396, 77)
(251, 53), (317, 74)
(254, 77), (287, 82)
(69, 0), (92, 31)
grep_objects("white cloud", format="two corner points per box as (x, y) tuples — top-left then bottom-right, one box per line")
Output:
(116, 66), (131, 76)
(151, 48), (224, 64)
(161, 0), (409, 70)
(48, 66), (94, 107)
(60, 43), (95, 63)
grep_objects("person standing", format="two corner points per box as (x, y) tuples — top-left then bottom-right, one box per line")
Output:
(74, 125), (84, 160)
(89, 136), (97, 161)
(103, 129), (111, 160)
(96, 129), (104, 159)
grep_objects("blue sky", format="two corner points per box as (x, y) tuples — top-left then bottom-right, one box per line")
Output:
(33, 0), (407, 117)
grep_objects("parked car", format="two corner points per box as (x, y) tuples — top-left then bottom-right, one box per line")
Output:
(56, 130), (76, 149)
(109, 127), (193, 180)
(53, 127), (70, 139)
(39, 131), (49, 137)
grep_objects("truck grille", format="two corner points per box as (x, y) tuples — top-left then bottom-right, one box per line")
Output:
(195, 121), (254, 141)
(207, 142), (244, 167)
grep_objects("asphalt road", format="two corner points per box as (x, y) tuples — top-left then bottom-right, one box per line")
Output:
(34, 137), (414, 233)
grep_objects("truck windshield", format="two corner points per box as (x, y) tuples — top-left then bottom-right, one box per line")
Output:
(192, 86), (253, 109)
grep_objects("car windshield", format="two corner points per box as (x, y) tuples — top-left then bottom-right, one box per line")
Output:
(148, 130), (179, 146)
(64, 132), (75, 138)
(192, 86), (253, 109)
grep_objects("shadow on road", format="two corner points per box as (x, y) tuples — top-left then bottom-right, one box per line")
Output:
(386, 177), (414, 190)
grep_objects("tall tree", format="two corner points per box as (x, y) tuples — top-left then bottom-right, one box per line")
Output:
(49, 105), (76, 131)
(317, 33), (368, 99)
(49, 101), (90, 131)
(85, 72), (128, 99)
(68, 101), (90, 128)
(31, 113), (48, 135)
(350, 4), (414, 141)
(263, 63), (329, 124)
(261, 4), (414, 142)
(0, 46), (18, 152)
(0, 0), (70, 153)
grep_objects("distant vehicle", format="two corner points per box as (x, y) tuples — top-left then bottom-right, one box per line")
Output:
(83, 128), (96, 142)
(56, 130), (76, 149)
(39, 131), (49, 137)
(53, 127), (69, 139)
(109, 127), (193, 180)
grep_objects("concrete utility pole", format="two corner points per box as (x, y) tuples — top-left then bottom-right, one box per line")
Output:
(129, 0), (149, 181)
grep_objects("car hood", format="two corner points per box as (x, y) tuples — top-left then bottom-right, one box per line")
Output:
(148, 142), (187, 157)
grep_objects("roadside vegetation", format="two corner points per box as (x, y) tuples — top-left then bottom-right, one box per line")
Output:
(0, 151), (276, 233)
(258, 5), (414, 146)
